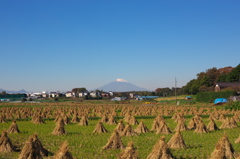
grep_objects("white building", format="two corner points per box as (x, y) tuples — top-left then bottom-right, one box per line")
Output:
(65, 91), (73, 97)
(79, 92), (89, 97)
(90, 91), (101, 98)
(49, 92), (59, 98)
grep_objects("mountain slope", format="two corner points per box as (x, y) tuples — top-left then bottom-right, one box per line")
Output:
(0, 88), (29, 94)
(95, 79), (148, 92)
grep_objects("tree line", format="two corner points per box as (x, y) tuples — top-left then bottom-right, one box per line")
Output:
(154, 64), (240, 96)
(181, 64), (240, 95)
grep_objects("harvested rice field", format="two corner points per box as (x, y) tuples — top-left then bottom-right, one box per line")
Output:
(0, 102), (240, 159)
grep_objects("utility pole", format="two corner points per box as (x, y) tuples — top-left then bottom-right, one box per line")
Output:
(175, 77), (177, 103)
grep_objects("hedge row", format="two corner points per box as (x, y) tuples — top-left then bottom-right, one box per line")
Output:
(196, 91), (236, 103)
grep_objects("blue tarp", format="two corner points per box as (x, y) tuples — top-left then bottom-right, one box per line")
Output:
(214, 98), (228, 104)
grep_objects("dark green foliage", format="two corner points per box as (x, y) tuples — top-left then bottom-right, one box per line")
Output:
(196, 91), (236, 103)
(71, 87), (87, 93)
(183, 64), (240, 94)
(0, 91), (7, 95)
(225, 64), (240, 82)
(225, 101), (240, 110)
(155, 88), (173, 96)
(217, 74), (227, 82)
(182, 79), (200, 95)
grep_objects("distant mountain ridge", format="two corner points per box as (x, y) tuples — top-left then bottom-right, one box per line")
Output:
(0, 88), (29, 94)
(94, 79), (149, 92)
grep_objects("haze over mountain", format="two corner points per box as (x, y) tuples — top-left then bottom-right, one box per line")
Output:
(94, 79), (149, 92)
(0, 88), (29, 94)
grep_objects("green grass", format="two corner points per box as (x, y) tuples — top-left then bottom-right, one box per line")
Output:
(1, 117), (240, 158)
(0, 103), (240, 159)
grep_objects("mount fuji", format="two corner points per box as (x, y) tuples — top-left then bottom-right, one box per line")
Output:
(94, 79), (149, 92)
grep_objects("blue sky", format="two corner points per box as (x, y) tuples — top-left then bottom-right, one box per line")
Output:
(1, 0), (240, 92)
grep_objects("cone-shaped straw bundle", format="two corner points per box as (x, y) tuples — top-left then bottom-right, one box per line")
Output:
(123, 113), (131, 123)
(233, 113), (240, 122)
(174, 120), (188, 132)
(7, 120), (20, 133)
(0, 114), (6, 123)
(187, 117), (197, 130)
(63, 114), (70, 125)
(93, 121), (108, 133)
(147, 136), (173, 159)
(107, 115), (118, 125)
(52, 118), (66, 135)
(229, 117), (238, 128)
(207, 118), (219, 131)
(218, 114), (226, 121)
(208, 114), (216, 121)
(171, 113), (178, 120)
(71, 114), (80, 123)
(18, 136), (37, 159)
(193, 114), (202, 121)
(194, 120), (208, 133)
(209, 140), (225, 159)
(18, 133), (48, 159)
(209, 133), (235, 159)
(78, 116), (88, 126)
(155, 114), (164, 122)
(121, 123), (137, 137)
(220, 117), (238, 129)
(101, 114), (108, 123)
(103, 130), (125, 150)
(0, 131), (15, 152)
(174, 114), (185, 123)
(33, 115), (45, 124)
(129, 116), (139, 125)
(54, 113), (61, 122)
(156, 120), (172, 134)
(167, 130), (186, 149)
(32, 133), (48, 157)
(150, 120), (160, 132)
(134, 121), (149, 134)
(117, 142), (138, 159)
(54, 141), (73, 159)
(114, 120), (125, 134)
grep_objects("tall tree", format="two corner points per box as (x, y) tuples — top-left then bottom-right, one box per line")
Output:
(72, 88), (87, 93)
(225, 64), (240, 82)
(1, 91), (7, 95)
(217, 74), (227, 82)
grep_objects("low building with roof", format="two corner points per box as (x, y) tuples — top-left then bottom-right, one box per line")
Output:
(215, 82), (240, 92)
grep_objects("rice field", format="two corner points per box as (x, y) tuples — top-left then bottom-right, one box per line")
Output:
(0, 102), (240, 159)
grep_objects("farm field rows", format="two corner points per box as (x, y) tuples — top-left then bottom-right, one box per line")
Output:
(0, 102), (240, 159)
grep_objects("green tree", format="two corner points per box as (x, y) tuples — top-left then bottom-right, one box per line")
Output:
(205, 67), (219, 85)
(1, 91), (7, 95)
(72, 88), (87, 93)
(155, 88), (173, 96)
(225, 64), (240, 82)
(183, 79), (199, 94)
(217, 74), (227, 82)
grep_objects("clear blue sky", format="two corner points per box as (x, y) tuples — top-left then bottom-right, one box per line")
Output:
(1, 0), (240, 92)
